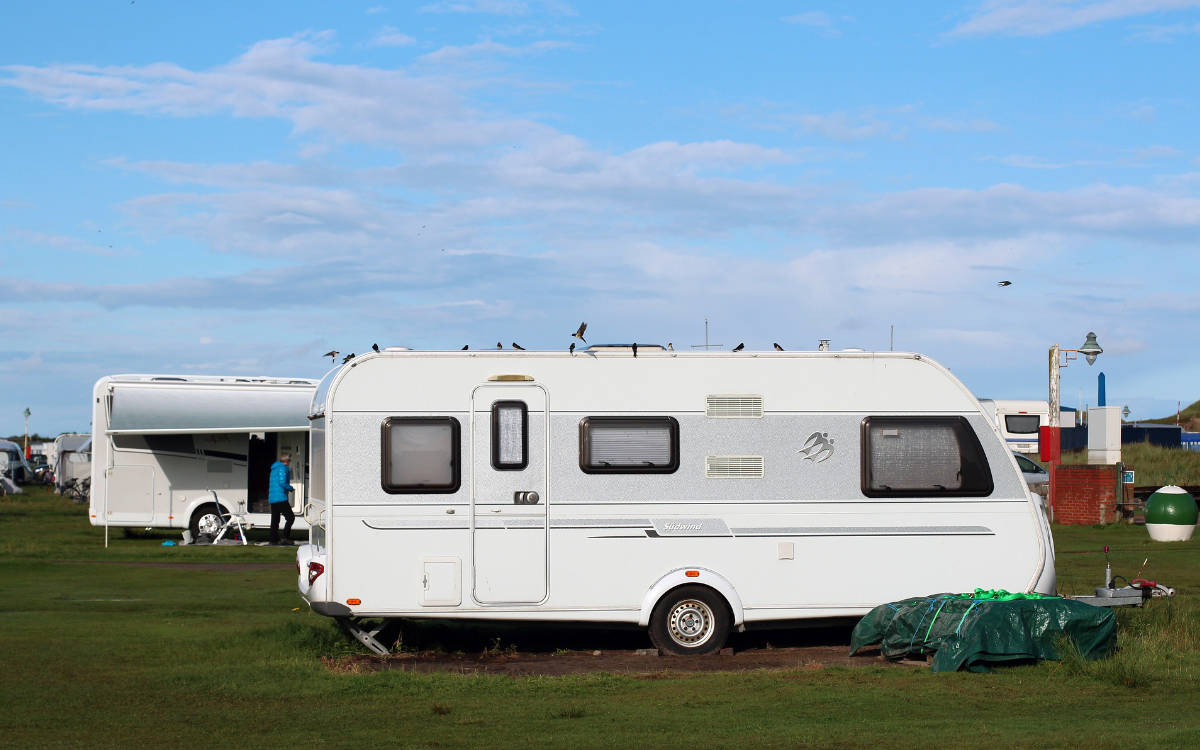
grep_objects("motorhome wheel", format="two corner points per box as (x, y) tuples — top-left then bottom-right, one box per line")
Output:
(649, 585), (731, 655)
(189, 503), (224, 540)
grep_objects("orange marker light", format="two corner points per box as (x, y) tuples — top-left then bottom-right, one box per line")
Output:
(685, 570), (700, 578)
(346, 598), (361, 605)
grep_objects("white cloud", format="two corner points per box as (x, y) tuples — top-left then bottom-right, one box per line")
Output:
(790, 111), (892, 140)
(420, 1), (530, 14)
(781, 10), (845, 36)
(368, 26), (416, 47)
(1129, 21), (1200, 39)
(418, 39), (571, 63)
(949, 0), (1200, 37)
(366, 5), (387, 13)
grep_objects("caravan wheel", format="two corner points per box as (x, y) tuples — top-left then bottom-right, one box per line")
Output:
(189, 503), (223, 540)
(648, 585), (731, 655)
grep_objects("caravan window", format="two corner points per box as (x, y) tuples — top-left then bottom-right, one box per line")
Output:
(579, 417), (679, 474)
(861, 416), (992, 497)
(1004, 414), (1040, 435)
(381, 417), (461, 493)
(491, 401), (528, 471)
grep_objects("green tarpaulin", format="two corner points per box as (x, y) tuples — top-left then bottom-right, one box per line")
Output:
(850, 589), (1117, 672)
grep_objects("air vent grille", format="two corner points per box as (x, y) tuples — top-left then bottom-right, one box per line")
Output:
(705, 394), (764, 418)
(706, 455), (765, 479)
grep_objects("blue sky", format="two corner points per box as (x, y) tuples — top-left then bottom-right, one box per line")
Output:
(3, 1), (1199, 435)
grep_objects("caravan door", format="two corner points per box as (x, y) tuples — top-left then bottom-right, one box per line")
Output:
(470, 384), (548, 604)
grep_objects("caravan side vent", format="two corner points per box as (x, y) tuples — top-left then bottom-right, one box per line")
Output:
(705, 455), (765, 479)
(705, 395), (764, 418)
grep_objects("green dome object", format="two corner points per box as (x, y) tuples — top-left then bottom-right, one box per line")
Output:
(1145, 486), (1198, 526)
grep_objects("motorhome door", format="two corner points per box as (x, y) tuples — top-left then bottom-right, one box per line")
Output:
(471, 384), (548, 604)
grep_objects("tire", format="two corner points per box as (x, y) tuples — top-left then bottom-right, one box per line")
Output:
(648, 585), (731, 656)
(189, 503), (224, 540)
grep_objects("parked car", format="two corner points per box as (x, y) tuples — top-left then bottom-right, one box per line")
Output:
(1013, 452), (1049, 504)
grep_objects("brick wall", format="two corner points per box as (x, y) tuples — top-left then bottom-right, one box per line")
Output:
(1049, 464), (1119, 525)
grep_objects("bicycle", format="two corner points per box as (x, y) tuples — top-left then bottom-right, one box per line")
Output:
(62, 477), (91, 504)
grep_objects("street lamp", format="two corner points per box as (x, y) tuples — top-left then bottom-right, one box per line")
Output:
(1047, 332), (1102, 464)
(23, 408), (31, 459)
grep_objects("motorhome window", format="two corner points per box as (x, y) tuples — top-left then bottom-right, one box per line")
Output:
(381, 417), (461, 493)
(861, 416), (992, 497)
(491, 401), (528, 471)
(1004, 414), (1040, 434)
(579, 417), (679, 474)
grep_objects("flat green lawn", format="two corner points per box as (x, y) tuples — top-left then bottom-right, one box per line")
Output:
(2, 487), (1199, 749)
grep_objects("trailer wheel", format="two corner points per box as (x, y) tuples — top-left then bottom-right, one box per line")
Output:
(189, 503), (224, 540)
(648, 585), (731, 655)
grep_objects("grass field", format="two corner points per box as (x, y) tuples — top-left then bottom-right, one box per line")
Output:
(1059, 442), (1200, 487)
(2, 486), (1199, 749)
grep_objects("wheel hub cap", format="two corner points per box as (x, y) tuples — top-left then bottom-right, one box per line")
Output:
(667, 599), (714, 648)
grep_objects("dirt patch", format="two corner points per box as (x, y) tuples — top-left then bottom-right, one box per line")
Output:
(320, 618), (929, 676)
(324, 645), (919, 677)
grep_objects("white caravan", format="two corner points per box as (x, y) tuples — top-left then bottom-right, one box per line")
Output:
(52, 432), (91, 491)
(0, 439), (33, 484)
(298, 347), (1054, 655)
(90, 375), (317, 538)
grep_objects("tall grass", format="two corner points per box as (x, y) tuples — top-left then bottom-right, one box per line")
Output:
(1060, 442), (1200, 486)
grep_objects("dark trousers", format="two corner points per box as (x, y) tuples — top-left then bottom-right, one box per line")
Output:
(269, 501), (295, 542)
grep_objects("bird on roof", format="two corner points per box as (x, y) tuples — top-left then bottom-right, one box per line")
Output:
(569, 342), (575, 355)
(773, 343), (784, 351)
(371, 343), (380, 353)
(997, 280), (1012, 287)
(732, 343), (745, 352)
(322, 350), (339, 362)
(667, 342), (674, 351)
(497, 342), (503, 349)
(571, 321), (587, 343)
(461, 345), (469, 350)
(632, 342), (638, 358)
(512, 342), (525, 350)
(342, 353), (355, 363)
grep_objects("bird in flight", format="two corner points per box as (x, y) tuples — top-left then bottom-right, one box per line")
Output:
(371, 343), (380, 353)
(732, 343), (745, 352)
(512, 342), (525, 350)
(571, 322), (587, 343)
(322, 350), (339, 362)
(569, 342), (575, 355)
(997, 280), (1012, 287)
(773, 343), (784, 351)
(342, 353), (355, 363)
(632, 342), (638, 358)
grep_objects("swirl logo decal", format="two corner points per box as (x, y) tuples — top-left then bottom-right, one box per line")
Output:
(798, 431), (835, 463)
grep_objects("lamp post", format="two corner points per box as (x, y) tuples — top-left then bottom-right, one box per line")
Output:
(1047, 332), (1102, 464)
(23, 408), (31, 459)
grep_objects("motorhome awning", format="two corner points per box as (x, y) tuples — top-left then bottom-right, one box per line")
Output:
(108, 384), (314, 434)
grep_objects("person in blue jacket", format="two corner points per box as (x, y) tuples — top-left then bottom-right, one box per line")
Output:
(268, 452), (295, 545)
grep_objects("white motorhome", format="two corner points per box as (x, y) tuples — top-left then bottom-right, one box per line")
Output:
(976, 399), (1076, 454)
(298, 347), (1054, 655)
(90, 374), (317, 538)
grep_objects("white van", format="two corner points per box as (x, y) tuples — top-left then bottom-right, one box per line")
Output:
(90, 374), (317, 538)
(298, 347), (1054, 654)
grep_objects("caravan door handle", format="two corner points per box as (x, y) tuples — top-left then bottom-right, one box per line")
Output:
(514, 491), (540, 505)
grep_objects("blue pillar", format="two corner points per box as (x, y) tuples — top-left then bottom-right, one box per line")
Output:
(1098, 372), (1106, 407)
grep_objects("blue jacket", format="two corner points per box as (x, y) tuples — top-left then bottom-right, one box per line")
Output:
(268, 460), (293, 504)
